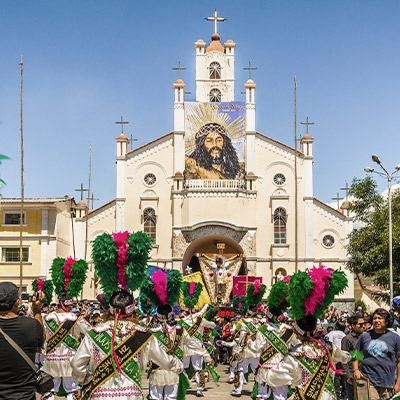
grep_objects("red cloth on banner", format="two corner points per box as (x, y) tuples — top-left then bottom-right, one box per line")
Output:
(233, 276), (263, 296)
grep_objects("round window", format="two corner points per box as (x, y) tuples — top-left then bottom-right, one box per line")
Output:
(273, 173), (286, 186)
(322, 234), (335, 248)
(144, 173), (157, 186)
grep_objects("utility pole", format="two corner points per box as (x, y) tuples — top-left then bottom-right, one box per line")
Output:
(84, 142), (91, 261)
(294, 76), (298, 273)
(19, 55), (24, 293)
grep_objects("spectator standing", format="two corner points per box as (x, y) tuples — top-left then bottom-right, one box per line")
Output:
(341, 312), (366, 400)
(354, 308), (400, 400)
(326, 320), (347, 399)
(0, 282), (44, 400)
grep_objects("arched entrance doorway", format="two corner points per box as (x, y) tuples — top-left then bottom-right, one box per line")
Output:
(182, 235), (247, 276)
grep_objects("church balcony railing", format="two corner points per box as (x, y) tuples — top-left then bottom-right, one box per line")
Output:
(184, 179), (246, 190)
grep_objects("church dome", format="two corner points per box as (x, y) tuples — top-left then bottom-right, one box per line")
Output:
(245, 79), (255, 85)
(174, 78), (185, 85)
(175, 171), (183, 176)
(206, 33), (224, 53)
(77, 200), (86, 207)
(225, 39), (234, 43)
(118, 133), (128, 140)
(197, 39), (205, 43)
(341, 199), (350, 209)
(302, 133), (312, 140)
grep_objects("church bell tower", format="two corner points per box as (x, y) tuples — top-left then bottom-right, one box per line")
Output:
(194, 9), (236, 103)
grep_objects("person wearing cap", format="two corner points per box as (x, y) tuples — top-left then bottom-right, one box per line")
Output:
(0, 282), (45, 400)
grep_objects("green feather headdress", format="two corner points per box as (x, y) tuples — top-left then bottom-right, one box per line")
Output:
(50, 257), (88, 298)
(246, 281), (267, 308)
(91, 231), (153, 294)
(232, 295), (248, 315)
(267, 279), (290, 316)
(32, 279), (53, 305)
(204, 304), (220, 321)
(181, 281), (203, 308)
(140, 270), (182, 310)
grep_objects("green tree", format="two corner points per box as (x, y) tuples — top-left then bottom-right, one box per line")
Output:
(0, 154), (10, 197)
(346, 176), (400, 302)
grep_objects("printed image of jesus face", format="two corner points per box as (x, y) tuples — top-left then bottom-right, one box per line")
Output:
(186, 123), (240, 179)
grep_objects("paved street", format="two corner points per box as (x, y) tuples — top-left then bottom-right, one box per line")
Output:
(45, 363), (255, 399)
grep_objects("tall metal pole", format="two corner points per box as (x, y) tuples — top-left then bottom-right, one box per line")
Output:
(388, 174), (394, 306)
(84, 142), (91, 261)
(294, 76), (298, 272)
(19, 55), (24, 293)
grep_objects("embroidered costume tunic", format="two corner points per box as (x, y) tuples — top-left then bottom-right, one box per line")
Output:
(42, 311), (91, 377)
(264, 340), (350, 400)
(71, 320), (184, 400)
(238, 317), (261, 359)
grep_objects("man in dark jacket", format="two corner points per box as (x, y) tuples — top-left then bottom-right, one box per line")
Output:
(341, 312), (365, 400)
(0, 282), (44, 400)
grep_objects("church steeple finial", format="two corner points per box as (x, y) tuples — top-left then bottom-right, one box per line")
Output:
(205, 9), (226, 35)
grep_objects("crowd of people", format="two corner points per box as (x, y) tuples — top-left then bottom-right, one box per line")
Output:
(0, 232), (399, 400)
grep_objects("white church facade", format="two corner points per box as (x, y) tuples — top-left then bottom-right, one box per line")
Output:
(71, 15), (354, 306)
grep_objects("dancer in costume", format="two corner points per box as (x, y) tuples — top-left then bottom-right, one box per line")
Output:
(71, 231), (183, 400)
(247, 278), (295, 400)
(265, 266), (352, 400)
(180, 281), (216, 397)
(141, 269), (204, 400)
(42, 257), (91, 400)
(231, 282), (266, 397)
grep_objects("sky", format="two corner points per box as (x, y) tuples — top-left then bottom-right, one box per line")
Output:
(1, 1), (400, 208)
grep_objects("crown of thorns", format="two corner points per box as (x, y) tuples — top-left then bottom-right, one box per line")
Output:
(196, 123), (227, 140)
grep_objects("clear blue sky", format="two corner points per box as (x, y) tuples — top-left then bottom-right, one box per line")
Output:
(1, 1), (400, 207)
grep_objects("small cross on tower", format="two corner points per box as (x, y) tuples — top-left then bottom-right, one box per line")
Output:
(172, 61), (186, 80)
(115, 116), (129, 135)
(75, 183), (88, 201)
(129, 134), (138, 151)
(205, 9), (226, 34)
(332, 192), (344, 209)
(340, 182), (351, 199)
(300, 116), (315, 135)
(243, 61), (257, 80)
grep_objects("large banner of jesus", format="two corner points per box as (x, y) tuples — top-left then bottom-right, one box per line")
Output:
(184, 102), (246, 180)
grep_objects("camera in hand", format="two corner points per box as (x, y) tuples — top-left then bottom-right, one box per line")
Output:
(21, 293), (39, 302)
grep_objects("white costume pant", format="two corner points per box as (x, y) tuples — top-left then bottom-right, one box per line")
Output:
(149, 383), (178, 400)
(258, 382), (288, 400)
(183, 355), (204, 391)
(235, 357), (259, 392)
(229, 362), (237, 380)
(47, 376), (80, 399)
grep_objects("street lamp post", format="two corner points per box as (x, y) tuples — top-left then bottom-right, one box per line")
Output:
(364, 155), (400, 307)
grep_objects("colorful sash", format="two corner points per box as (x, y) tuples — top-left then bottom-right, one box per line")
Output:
(177, 318), (215, 355)
(258, 327), (293, 366)
(81, 329), (153, 400)
(295, 353), (335, 398)
(149, 327), (184, 373)
(45, 317), (80, 354)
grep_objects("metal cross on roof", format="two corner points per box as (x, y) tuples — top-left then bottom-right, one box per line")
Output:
(243, 61), (257, 80)
(172, 61), (186, 79)
(75, 183), (88, 201)
(205, 9), (226, 34)
(115, 116), (129, 135)
(300, 116), (315, 134)
(129, 134), (138, 151)
(340, 182), (351, 199)
(88, 193), (99, 210)
(332, 192), (344, 209)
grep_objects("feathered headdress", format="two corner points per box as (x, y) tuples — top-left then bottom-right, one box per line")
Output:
(204, 304), (220, 321)
(181, 281), (203, 308)
(140, 270), (182, 311)
(288, 265), (348, 323)
(267, 277), (290, 319)
(97, 292), (111, 311)
(232, 295), (248, 316)
(92, 231), (153, 294)
(51, 257), (88, 298)
(246, 280), (267, 308)
(32, 279), (53, 305)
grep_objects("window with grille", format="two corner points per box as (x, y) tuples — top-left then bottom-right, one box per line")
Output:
(143, 208), (156, 241)
(322, 234), (335, 248)
(273, 173), (286, 186)
(209, 88), (221, 102)
(274, 207), (287, 244)
(209, 62), (221, 79)
(2, 248), (29, 262)
(4, 212), (26, 225)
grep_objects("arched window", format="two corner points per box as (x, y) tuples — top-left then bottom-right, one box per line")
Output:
(209, 88), (221, 102)
(209, 62), (221, 79)
(274, 207), (287, 244)
(143, 208), (156, 241)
